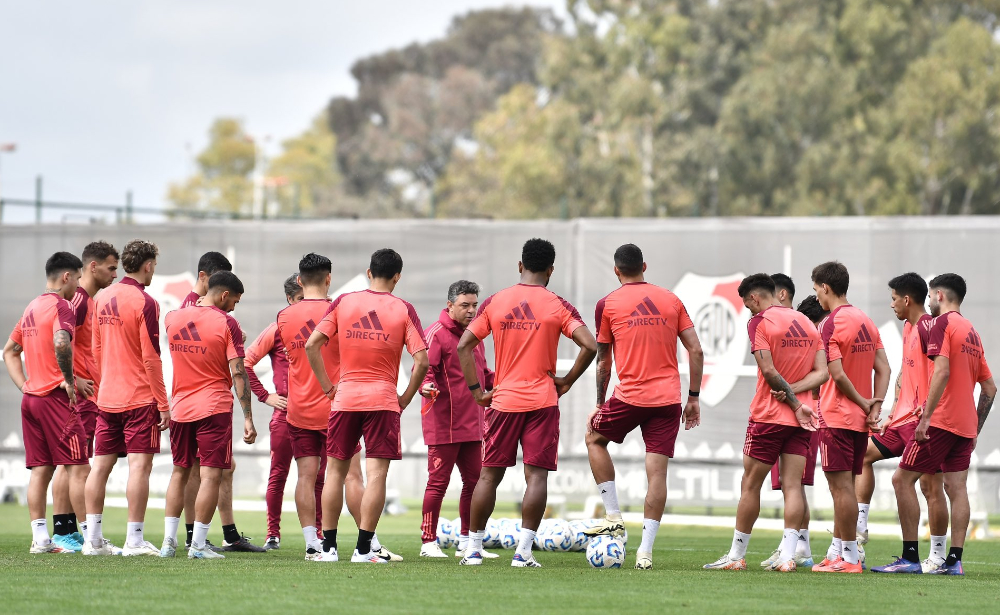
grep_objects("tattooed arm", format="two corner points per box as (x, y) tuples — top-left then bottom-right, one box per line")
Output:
(977, 377), (997, 434)
(53, 330), (77, 407)
(3, 339), (26, 392)
(595, 342), (612, 407)
(230, 357), (256, 444)
(755, 349), (818, 430)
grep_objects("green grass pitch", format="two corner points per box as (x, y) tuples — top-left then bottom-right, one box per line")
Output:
(0, 503), (998, 614)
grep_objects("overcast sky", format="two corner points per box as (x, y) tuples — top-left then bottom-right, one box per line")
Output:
(0, 0), (564, 215)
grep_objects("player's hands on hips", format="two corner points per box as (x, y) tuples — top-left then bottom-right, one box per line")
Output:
(61, 379), (78, 408)
(913, 403), (925, 419)
(158, 410), (170, 431)
(75, 376), (95, 399)
(914, 416), (930, 442)
(547, 371), (572, 397)
(244, 418), (257, 444)
(419, 383), (439, 399)
(793, 403), (818, 431)
(265, 394), (288, 409)
(398, 393), (415, 410)
(682, 398), (701, 430)
(472, 387), (493, 408)
(587, 405), (601, 435)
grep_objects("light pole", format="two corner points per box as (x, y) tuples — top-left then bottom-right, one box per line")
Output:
(0, 142), (16, 203)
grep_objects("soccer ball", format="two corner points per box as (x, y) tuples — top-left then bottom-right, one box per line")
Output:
(483, 518), (502, 548)
(568, 521), (590, 552)
(499, 525), (519, 550)
(539, 521), (573, 552)
(437, 518), (455, 549)
(450, 517), (463, 545)
(586, 535), (626, 568)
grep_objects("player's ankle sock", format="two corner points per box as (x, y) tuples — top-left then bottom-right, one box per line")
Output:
(356, 529), (375, 556)
(796, 529), (811, 557)
(930, 535), (947, 561)
(370, 533), (382, 551)
(185, 523), (194, 545)
(945, 547), (963, 567)
(458, 534), (469, 552)
(779, 529), (799, 562)
(639, 519), (660, 554)
(826, 537), (842, 560)
(596, 481), (621, 516)
(727, 530), (750, 560)
(841, 540), (859, 565)
(856, 503), (870, 534)
(86, 514), (103, 547)
(164, 517), (180, 544)
(53, 513), (72, 536)
(192, 522), (210, 549)
(222, 524), (240, 544)
(66, 513), (79, 534)
(31, 519), (50, 545)
(80, 520), (88, 535)
(902, 540), (919, 563)
(322, 529), (337, 552)
(470, 531), (484, 554)
(126, 522), (145, 547)
(516, 529), (536, 559)
(302, 526), (320, 552)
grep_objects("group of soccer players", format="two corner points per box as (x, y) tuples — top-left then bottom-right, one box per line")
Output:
(5, 237), (993, 574)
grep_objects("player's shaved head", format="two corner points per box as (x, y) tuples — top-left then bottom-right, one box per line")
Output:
(370, 248), (403, 280)
(614, 244), (644, 277)
(46, 251), (83, 279)
(811, 261), (849, 297)
(888, 272), (927, 305)
(298, 253), (332, 286)
(796, 295), (828, 325)
(197, 251), (232, 277)
(737, 273), (775, 299)
(521, 238), (556, 273)
(771, 273), (794, 300)
(929, 273), (966, 304)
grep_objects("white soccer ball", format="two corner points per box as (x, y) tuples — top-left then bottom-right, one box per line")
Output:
(483, 518), (502, 548)
(450, 517), (463, 545)
(568, 521), (590, 552)
(499, 525), (519, 550)
(538, 521), (573, 552)
(437, 518), (455, 549)
(586, 535), (626, 568)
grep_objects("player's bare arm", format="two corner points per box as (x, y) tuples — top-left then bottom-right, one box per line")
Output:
(773, 348), (830, 397)
(549, 326), (597, 397)
(53, 328), (77, 407)
(755, 349), (816, 431)
(916, 355), (950, 442)
(457, 329), (492, 407)
(828, 358), (882, 417)
(75, 376), (95, 399)
(595, 342), (612, 407)
(680, 328), (704, 429)
(304, 328), (336, 399)
(881, 369), (903, 433)
(230, 357), (256, 444)
(2, 339), (26, 392)
(871, 348), (891, 428)
(399, 349), (429, 409)
(976, 377), (997, 434)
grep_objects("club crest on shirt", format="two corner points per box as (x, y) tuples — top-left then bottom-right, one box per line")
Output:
(672, 272), (749, 407)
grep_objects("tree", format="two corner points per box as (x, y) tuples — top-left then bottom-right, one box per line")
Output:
(167, 118), (255, 215)
(267, 113), (341, 216)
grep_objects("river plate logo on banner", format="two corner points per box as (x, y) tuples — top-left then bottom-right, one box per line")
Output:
(672, 272), (749, 407)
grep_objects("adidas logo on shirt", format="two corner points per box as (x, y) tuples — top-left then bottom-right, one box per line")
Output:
(346, 311), (391, 342)
(781, 319), (813, 348)
(963, 329), (983, 358)
(501, 301), (541, 331)
(626, 297), (670, 328)
(170, 321), (207, 354)
(851, 323), (877, 353)
(98, 297), (123, 326)
(20, 310), (39, 338)
(289, 319), (318, 349)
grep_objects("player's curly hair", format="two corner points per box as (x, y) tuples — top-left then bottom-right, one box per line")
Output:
(82, 240), (119, 264)
(447, 280), (480, 303)
(888, 272), (927, 304)
(283, 273), (302, 298)
(811, 261), (849, 297)
(796, 295), (829, 325)
(120, 239), (158, 274)
(298, 253), (332, 286)
(929, 273), (966, 303)
(737, 273), (775, 298)
(521, 238), (556, 273)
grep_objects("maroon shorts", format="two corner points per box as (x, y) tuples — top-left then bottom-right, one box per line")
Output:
(327, 411), (399, 461)
(483, 406), (559, 471)
(590, 397), (682, 457)
(170, 413), (233, 469)
(288, 423), (326, 460)
(21, 389), (89, 468)
(770, 429), (820, 490)
(742, 420), (811, 467)
(76, 398), (100, 458)
(94, 404), (161, 456)
(871, 421), (918, 459)
(899, 426), (975, 474)
(820, 427), (867, 474)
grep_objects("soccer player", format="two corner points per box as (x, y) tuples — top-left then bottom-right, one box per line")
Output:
(875, 274), (996, 575)
(4, 252), (90, 553)
(456, 238), (597, 568)
(704, 274), (828, 572)
(84, 239), (168, 557)
(772, 273), (795, 308)
(49, 241), (118, 552)
(244, 274), (302, 550)
(179, 252), (261, 552)
(586, 244), (704, 570)
(859, 274), (948, 571)
(306, 248), (429, 563)
(160, 272), (257, 559)
(810, 261), (890, 573)
(417, 280), (497, 559)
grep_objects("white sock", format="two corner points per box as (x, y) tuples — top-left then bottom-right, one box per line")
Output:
(842, 540), (859, 565)
(796, 529), (811, 557)
(192, 521), (211, 549)
(728, 530), (751, 560)
(80, 520), (88, 534)
(164, 517), (180, 545)
(458, 534), (469, 551)
(31, 519), (50, 545)
(516, 529), (536, 559)
(469, 530), (484, 554)
(638, 519), (660, 554)
(779, 529), (799, 562)
(857, 503), (870, 534)
(827, 537), (842, 560)
(87, 513), (103, 547)
(302, 526), (320, 551)
(597, 481), (621, 517)
(126, 521), (145, 547)
(930, 535), (947, 561)
(370, 533), (382, 551)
